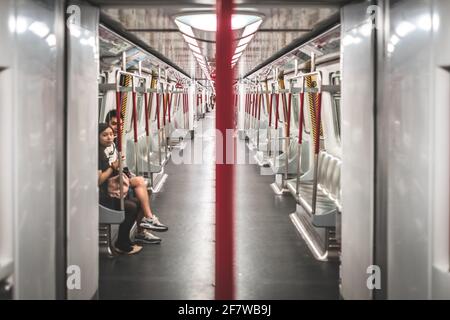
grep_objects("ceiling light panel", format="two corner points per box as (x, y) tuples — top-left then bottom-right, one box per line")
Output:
(189, 44), (201, 54)
(174, 20), (195, 37)
(175, 13), (263, 32)
(182, 34), (199, 47)
(241, 20), (263, 38)
(237, 34), (254, 47)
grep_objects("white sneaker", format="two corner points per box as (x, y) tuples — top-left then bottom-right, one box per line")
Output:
(140, 216), (168, 232)
(135, 230), (162, 244)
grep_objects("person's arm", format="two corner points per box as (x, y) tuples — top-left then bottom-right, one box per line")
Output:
(98, 167), (114, 186)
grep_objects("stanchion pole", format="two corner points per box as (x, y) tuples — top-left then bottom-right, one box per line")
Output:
(215, 0), (235, 300)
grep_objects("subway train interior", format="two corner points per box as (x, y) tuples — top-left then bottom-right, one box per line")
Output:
(0, 0), (450, 301)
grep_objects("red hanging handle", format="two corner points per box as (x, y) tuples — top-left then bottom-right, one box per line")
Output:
(275, 93), (279, 130)
(253, 94), (257, 118)
(144, 92), (149, 137)
(156, 93), (161, 130)
(286, 93), (292, 136)
(147, 92), (153, 124)
(314, 92), (322, 155)
(132, 91), (138, 143)
(281, 92), (288, 123)
(268, 93), (273, 127)
(257, 94), (262, 121)
(248, 94), (251, 116)
(115, 91), (122, 152)
(168, 92), (173, 123)
(162, 93), (167, 126)
(298, 92), (305, 144)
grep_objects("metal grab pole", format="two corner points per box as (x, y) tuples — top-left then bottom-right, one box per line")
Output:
(163, 89), (167, 126)
(168, 90), (173, 124)
(252, 93), (257, 135)
(268, 92), (273, 156)
(145, 91), (154, 186)
(296, 90), (305, 195)
(247, 93), (251, 132)
(132, 78), (139, 175)
(156, 91), (162, 165)
(165, 86), (172, 156)
(162, 87), (168, 158)
(249, 93), (253, 136)
(311, 91), (322, 215)
(253, 92), (257, 136)
(183, 93), (186, 129)
(243, 93), (247, 131)
(284, 92), (292, 187)
(144, 92), (150, 136)
(115, 87), (124, 211)
(274, 93), (279, 165)
(184, 92), (188, 130)
(215, 0), (235, 300)
(257, 92), (262, 149)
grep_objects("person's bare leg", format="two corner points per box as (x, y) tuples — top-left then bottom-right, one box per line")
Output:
(130, 176), (154, 219)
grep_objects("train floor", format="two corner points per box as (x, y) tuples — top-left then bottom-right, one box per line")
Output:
(99, 111), (339, 300)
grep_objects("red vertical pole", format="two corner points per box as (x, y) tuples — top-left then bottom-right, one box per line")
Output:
(216, 0), (235, 300)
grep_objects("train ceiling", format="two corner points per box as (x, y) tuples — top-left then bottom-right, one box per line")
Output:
(91, 0), (346, 79)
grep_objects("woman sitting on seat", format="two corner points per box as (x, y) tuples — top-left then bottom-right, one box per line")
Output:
(98, 123), (142, 254)
(99, 122), (168, 246)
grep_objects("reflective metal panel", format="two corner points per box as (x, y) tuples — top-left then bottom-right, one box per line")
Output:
(431, 0), (450, 300)
(0, 0), (15, 285)
(66, 2), (100, 300)
(381, 0), (433, 300)
(340, 1), (374, 300)
(13, 0), (64, 299)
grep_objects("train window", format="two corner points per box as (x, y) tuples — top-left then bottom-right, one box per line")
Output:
(330, 72), (341, 141)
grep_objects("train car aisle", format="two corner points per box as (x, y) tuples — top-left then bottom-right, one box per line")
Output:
(100, 111), (339, 300)
(236, 139), (339, 300)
